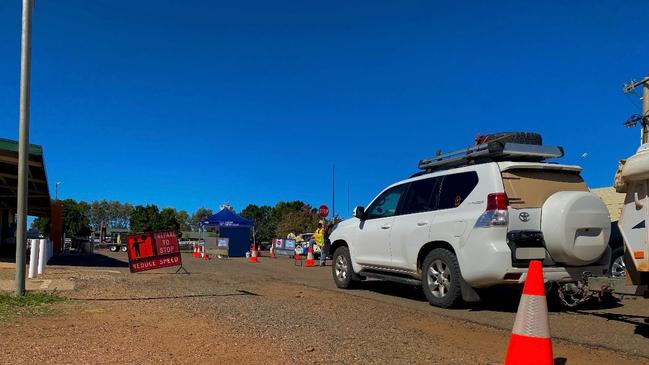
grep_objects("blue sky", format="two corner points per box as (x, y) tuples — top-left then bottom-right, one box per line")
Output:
(1, 1), (648, 217)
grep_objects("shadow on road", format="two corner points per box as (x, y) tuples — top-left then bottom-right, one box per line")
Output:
(352, 280), (428, 302)
(570, 310), (649, 339)
(48, 252), (129, 268)
(69, 289), (260, 301)
(351, 281), (624, 315)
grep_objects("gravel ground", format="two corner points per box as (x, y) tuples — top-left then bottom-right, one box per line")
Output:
(0, 251), (648, 364)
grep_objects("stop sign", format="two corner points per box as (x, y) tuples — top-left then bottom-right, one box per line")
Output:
(318, 205), (329, 218)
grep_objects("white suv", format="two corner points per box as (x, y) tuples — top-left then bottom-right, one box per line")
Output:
(329, 134), (611, 308)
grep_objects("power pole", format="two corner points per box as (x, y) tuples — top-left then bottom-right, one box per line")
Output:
(15, 0), (34, 296)
(644, 81), (649, 144)
(331, 164), (335, 220)
(623, 75), (649, 144)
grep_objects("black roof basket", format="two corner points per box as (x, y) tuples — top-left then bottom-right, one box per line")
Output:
(417, 142), (565, 173)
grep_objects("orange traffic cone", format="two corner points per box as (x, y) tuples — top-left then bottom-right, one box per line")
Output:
(504, 260), (553, 365)
(249, 247), (259, 263)
(270, 244), (276, 258)
(305, 245), (315, 267)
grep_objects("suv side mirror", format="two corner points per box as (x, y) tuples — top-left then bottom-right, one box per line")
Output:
(353, 206), (365, 220)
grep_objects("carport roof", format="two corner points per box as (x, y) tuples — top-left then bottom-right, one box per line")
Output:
(0, 138), (51, 217)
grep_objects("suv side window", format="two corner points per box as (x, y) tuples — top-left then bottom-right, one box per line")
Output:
(366, 184), (408, 219)
(438, 171), (479, 210)
(401, 177), (441, 215)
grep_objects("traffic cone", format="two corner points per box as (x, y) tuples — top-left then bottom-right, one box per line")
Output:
(249, 247), (259, 263)
(305, 245), (315, 267)
(504, 260), (553, 365)
(270, 244), (276, 258)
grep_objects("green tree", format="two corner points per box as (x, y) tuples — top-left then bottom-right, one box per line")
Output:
(159, 208), (180, 231)
(176, 210), (191, 231)
(275, 207), (320, 238)
(60, 199), (91, 237)
(129, 204), (161, 232)
(31, 216), (50, 236)
(190, 208), (213, 231)
(240, 204), (274, 242)
(270, 201), (315, 238)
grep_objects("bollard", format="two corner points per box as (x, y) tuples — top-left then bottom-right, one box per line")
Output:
(28, 239), (39, 279)
(37, 238), (47, 275)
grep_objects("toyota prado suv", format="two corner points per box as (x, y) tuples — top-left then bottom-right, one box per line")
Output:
(329, 133), (611, 308)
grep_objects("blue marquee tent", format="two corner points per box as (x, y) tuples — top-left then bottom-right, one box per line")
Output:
(201, 209), (254, 257)
(201, 208), (254, 227)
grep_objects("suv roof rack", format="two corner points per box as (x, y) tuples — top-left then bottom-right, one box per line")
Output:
(417, 142), (564, 172)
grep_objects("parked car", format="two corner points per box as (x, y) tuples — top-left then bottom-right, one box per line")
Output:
(329, 133), (611, 308)
(296, 233), (313, 244)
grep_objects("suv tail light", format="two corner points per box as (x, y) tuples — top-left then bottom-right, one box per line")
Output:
(475, 193), (509, 228)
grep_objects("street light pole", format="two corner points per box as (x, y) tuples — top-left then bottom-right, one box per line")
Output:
(643, 82), (649, 144)
(15, 0), (34, 296)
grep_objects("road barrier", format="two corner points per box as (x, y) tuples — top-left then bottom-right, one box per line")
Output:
(28, 238), (53, 278)
(28, 239), (39, 279)
(505, 260), (553, 365)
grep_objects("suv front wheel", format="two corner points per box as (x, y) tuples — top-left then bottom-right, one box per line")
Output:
(422, 248), (463, 308)
(332, 246), (355, 289)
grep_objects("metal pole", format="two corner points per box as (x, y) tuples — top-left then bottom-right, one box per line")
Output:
(332, 164), (335, 220)
(643, 82), (649, 144)
(15, 0), (34, 296)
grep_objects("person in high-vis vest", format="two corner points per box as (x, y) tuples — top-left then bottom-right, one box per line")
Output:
(309, 221), (327, 266)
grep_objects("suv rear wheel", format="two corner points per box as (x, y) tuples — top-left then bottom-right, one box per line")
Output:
(422, 248), (462, 308)
(332, 246), (355, 289)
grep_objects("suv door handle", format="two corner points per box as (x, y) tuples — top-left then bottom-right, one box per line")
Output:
(381, 224), (391, 229)
(417, 221), (429, 226)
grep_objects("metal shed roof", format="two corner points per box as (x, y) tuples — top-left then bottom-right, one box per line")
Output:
(0, 138), (51, 217)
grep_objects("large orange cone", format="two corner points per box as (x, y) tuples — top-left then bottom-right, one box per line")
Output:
(249, 247), (259, 263)
(504, 260), (553, 365)
(305, 245), (315, 267)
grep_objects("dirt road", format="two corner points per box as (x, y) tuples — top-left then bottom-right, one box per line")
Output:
(1, 251), (648, 364)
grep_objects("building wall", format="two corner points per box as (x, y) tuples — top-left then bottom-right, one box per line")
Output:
(592, 187), (625, 222)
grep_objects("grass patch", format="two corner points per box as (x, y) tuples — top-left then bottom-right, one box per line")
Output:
(0, 291), (65, 321)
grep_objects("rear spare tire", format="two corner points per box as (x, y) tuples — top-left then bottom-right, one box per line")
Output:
(542, 191), (611, 265)
(479, 132), (542, 146)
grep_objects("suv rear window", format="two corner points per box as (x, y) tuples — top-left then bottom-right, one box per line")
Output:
(438, 171), (479, 210)
(502, 169), (588, 209)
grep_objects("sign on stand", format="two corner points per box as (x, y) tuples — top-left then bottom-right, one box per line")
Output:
(126, 230), (186, 273)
